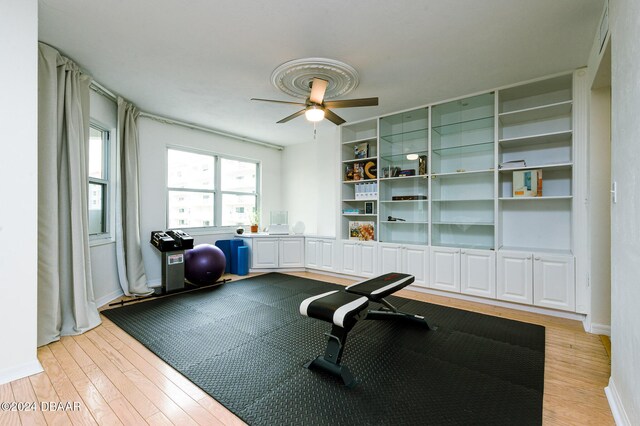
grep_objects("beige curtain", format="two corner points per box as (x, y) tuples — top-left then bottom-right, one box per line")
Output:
(37, 43), (101, 346)
(115, 97), (152, 296)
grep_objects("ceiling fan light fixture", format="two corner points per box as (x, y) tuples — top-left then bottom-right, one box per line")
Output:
(305, 106), (325, 122)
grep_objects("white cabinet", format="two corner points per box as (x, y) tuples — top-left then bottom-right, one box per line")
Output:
(497, 251), (533, 304)
(305, 238), (337, 272)
(431, 247), (496, 297)
(461, 249), (496, 298)
(279, 238), (304, 268)
(252, 238), (279, 268)
(378, 243), (429, 287)
(341, 241), (377, 278)
(243, 236), (304, 269)
(430, 246), (461, 292)
(533, 254), (575, 311)
(497, 250), (575, 311)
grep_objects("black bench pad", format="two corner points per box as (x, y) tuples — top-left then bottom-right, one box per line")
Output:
(300, 290), (369, 330)
(345, 272), (414, 302)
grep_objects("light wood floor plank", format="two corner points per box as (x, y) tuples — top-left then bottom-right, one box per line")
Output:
(48, 341), (123, 426)
(84, 330), (136, 373)
(28, 372), (73, 426)
(0, 382), (23, 426)
(37, 346), (98, 426)
(101, 324), (210, 402)
(95, 326), (226, 425)
(145, 411), (174, 426)
(72, 334), (159, 420)
(10, 377), (47, 426)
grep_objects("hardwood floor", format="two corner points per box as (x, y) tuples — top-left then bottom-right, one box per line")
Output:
(1, 272), (613, 425)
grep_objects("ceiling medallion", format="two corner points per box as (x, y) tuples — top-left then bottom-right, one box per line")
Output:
(271, 58), (360, 100)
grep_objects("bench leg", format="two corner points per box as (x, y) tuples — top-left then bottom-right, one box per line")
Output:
(365, 298), (437, 330)
(304, 325), (357, 388)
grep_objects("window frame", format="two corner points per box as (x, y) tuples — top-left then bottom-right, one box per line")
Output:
(88, 123), (112, 242)
(166, 146), (260, 232)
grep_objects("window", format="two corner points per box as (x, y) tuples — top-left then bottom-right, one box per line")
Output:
(88, 126), (110, 236)
(167, 148), (259, 229)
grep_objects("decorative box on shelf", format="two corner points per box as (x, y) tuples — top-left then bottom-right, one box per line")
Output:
(355, 182), (378, 200)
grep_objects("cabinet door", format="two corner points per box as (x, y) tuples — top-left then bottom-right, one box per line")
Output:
(497, 251), (532, 304)
(319, 240), (336, 271)
(341, 241), (358, 275)
(359, 242), (377, 278)
(461, 249), (496, 298)
(279, 238), (304, 268)
(305, 239), (319, 269)
(405, 245), (429, 288)
(430, 247), (460, 292)
(253, 238), (279, 268)
(533, 254), (575, 311)
(378, 244), (402, 275)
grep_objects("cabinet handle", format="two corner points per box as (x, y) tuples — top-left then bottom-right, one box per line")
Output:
(534, 257), (541, 260)
(527, 256), (532, 259)
(461, 250), (466, 254)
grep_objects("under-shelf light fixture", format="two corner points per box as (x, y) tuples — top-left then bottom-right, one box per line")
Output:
(406, 153), (419, 160)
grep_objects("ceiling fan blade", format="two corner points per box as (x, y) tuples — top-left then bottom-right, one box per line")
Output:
(309, 78), (328, 104)
(276, 109), (306, 123)
(251, 98), (306, 106)
(324, 108), (346, 125)
(323, 97), (379, 108)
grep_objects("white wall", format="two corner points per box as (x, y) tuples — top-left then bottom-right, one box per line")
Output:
(282, 126), (340, 237)
(138, 118), (283, 284)
(88, 90), (123, 306)
(608, 0), (640, 423)
(0, 0), (42, 383)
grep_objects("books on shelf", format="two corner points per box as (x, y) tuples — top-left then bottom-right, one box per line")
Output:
(500, 159), (527, 169)
(355, 182), (378, 200)
(513, 169), (542, 197)
(354, 142), (369, 159)
(349, 221), (375, 241)
(342, 208), (361, 214)
(391, 195), (427, 201)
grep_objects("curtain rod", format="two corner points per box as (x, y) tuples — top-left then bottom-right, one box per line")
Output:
(88, 81), (284, 151)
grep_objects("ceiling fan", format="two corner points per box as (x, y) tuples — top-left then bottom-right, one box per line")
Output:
(251, 78), (378, 125)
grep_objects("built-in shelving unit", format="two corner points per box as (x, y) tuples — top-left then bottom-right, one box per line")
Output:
(336, 71), (583, 314)
(339, 75), (575, 253)
(378, 108), (429, 245)
(431, 93), (495, 249)
(340, 119), (378, 241)
(497, 74), (573, 253)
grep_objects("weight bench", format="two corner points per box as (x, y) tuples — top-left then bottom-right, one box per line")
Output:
(299, 272), (436, 387)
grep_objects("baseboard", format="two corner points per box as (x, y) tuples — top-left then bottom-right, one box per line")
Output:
(605, 376), (632, 426)
(95, 288), (125, 308)
(0, 359), (43, 385)
(591, 323), (611, 336)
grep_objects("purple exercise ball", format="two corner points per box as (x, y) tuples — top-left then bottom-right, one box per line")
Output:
(184, 244), (226, 286)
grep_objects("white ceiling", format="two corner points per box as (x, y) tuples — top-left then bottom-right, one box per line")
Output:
(38, 0), (604, 147)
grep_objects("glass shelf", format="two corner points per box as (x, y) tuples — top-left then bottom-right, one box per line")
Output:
(432, 198), (494, 202)
(381, 221), (429, 224)
(380, 151), (428, 162)
(432, 221), (494, 226)
(380, 199), (429, 203)
(380, 128), (428, 144)
(431, 169), (494, 178)
(431, 116), (494, 136)
(379, 175), (429, 182)
(432, 140), (494, 156)
(342, 213), (377, 216)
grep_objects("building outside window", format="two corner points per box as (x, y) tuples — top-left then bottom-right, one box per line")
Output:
(88, 125), (110, 236)
(167, 148), (258, 229)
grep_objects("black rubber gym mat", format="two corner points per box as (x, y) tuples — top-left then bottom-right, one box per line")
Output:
(102, 273), (545, 425)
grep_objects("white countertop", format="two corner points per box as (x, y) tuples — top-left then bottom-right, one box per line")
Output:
(235, 233), (336, 239)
